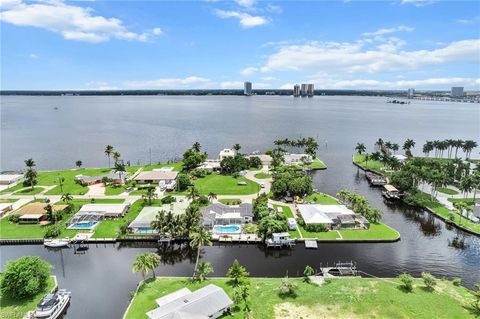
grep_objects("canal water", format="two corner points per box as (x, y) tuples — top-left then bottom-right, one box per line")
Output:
(1, 95), (479, 318)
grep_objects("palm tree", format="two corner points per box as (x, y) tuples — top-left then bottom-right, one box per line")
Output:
(186, 187), (200, 201)
(195, 261), (214, 282)
(403, 139), (415, 157)
(75, 160), (82, 169)
(132, 253), (151, 280)
(104, 145), (114, 167)
(423, 142), (434, 157)
(24, 158), (35, 168)
(454, 140), (464, 158)
(463, 140), (478, 159)
(112, 151), (121, 165)
(189, 226), (212, 280)
(142, 187), (157, 205)
(61, 193), (73, 204)
(24, 168), (37, 190)
(364, 153), (371, 167)
(146, 253), (161, 279)
(391, 143), (399, 154)
(208, 192), (217, 202)
(374, 138), (384, 152)
(355, 143), (366, 155)
(113, 162), (126, 183)
(57, 176), (65, 193)
(233, 143), (241, 153)
(453, 201), (469, 226)
(192, 142), (201, 152)
(44, 204), (55, 223)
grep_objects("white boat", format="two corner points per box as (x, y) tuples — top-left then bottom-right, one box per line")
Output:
(35, 289), (71, 319)
(44, 239), (70, 248)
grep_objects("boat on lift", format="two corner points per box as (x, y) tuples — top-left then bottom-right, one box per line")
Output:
(34, 289), (71, 319)
(44, 238), (70, 248)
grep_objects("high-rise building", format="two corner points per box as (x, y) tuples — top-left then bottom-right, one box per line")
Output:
(451, 87), (464, 98)
(407, 88), (415, 98)
(307, 84), (314, 97)
(300, 84), (308, 97)
(293, 84), (301, 97)
(244, 81), (252, 96)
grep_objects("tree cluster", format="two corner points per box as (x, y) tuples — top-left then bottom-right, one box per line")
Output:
(336, 189), (382, 223)
(271, 169), (313, 198)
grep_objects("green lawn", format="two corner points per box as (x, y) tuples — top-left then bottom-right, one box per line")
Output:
(0, 276), (56, 319)
(12, 187), (45, 195)
(448, 198), (476, 206)
(91, 199), (164, 238)
(291, 158), (328, 171)
(305, 193), (339, 204)
(353, 154), (385, 174)
(218, 198), (242, 205)
(273, 205), (301, 238)
(438, 187), (460, 195)
(194, 174), (260, 195)
(124, 277), (476, 319)
(300, 228), (341, 239)
(126, 162), (184, 174)
(338, 223), (400, 240)
(427, 202), (480, 235)
(254, 172), (271, 179)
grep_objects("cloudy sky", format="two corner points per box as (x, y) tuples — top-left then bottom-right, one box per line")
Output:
(1, 0), (479, 90)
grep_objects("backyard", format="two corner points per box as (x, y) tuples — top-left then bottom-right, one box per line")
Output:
(353, 154), (385, 174)
(124, 277), (476, 319)
(194, 174), (260, 195)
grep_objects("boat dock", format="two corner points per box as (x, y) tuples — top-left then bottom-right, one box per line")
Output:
(304, 240), (318, 249)
(318, 261), (358, 278)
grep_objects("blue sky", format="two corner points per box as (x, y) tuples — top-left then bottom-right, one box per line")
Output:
(1, 0), (479, 90)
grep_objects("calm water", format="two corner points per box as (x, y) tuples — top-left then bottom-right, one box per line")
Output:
(1, 95), (479, 319)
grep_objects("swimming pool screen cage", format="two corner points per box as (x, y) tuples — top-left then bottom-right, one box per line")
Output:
(67, 211), (104, 226)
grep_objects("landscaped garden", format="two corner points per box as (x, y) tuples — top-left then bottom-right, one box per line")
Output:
(124, 277), (477, 319)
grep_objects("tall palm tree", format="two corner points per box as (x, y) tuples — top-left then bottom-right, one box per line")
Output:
(57, 176), (65, 193)
(24, 168), (37, 190)
(463, 140), (478, 159)
(423, 142), (433, 157)
(355, 143), (366, 155)
(374, 138), (384, 152)
(454, 140), (464, 159)
(61, 193), (73, 204)
(233, 143), (241, 152)
(391, 143), (399, 155)
(132, 253), (151, 280)
(403, 139), (415, 157)
(186, 187), (200, 201)
(146, 253), (161, 279)
(142, 187), (157, 205)
(189, 226), (212, 280)
(208, 192), (217, 202)
(192, 142), (201, 152)
(114, 162), (126, 183)
(104, 145), (114, 167)
(24, 158), (35, 168)
(196, 261), (214, 282)
(112, 151), (121, 165)
(453, 201), (469, 226)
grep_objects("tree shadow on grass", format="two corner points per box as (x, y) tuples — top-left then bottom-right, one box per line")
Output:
(396, 285), (413, 293)
(278, 291), (298, 300)
(462, 304), (480, 318)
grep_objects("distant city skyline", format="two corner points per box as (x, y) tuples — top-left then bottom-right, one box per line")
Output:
(1, 0), (479, 90)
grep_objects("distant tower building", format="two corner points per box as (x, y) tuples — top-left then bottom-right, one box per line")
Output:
(293, 84), (301, 97)
(451, 87), (464, 98)
(407, 88), (415, 98)
(307, 84), (314, 97)
(300, 84), (308, 97)
(244, 81), (252, 96)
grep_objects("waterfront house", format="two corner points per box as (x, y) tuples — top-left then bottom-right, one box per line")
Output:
(146, 284), (233, 319)
(14, 202), (67, 224)
(134, 170), (178, 190)
(199, 160), (221, 171)
(297, 204), (368, 230)
(219, 148), (236, 160)
(0, 173), (23, 185)
(0, 203), (13, 218)
(75, 172), (129, 186)
(284, 153), (312, 165)
(247, 154), (272, 166)
(128, 201), (189, 234)
(77, 203), (130, 218)
(201, 203), (253, 227)
(266, 232), (295, 247)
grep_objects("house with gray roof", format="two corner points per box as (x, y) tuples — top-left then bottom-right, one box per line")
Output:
(202, 203), (253, 227)
(146, 284), (233, 319)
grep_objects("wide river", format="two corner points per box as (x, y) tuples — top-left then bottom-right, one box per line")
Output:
(0, 95), (479, 319)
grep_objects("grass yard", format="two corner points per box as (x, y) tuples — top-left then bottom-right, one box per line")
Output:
(92, 199), (165, 238)
(305, 193), (339, 204)
(194, 174), (260, 195)
(0, 276), (56, 319)
(218, 198), (242, 205)
(254, 172), (272, 179)
(291, 158), (328, 171)
(353, 154), (385, 174)
(12, 187), (45, 195)
(338, 223), (400, 240)
(273, 205), (301, 238)
(124, 277), (477, 319)
(448, 198), (476, 206)
(438, 187), (460, 195)
(427, 202), (480, 235)
(126, 162), (184, 174)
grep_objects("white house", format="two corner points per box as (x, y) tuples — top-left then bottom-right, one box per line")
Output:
(202, 203), (253, 227)
(146, 284), (233, 319)
(219, 149), (236, 160)
(297, 204), (366, 229)
(78, 203), (130, 218)
(0, 174), (23, 185)
(284, 153), (312, 165)
(134, 171), (178, 190)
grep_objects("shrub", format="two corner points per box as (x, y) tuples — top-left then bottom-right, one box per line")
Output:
(227, 260), (249, 285)
(190, 168), (211, 178)
(421, 272), (436, 290)
(304, 223), (328, 232)
(278, 277), (297, 296)
(44, 224), (62, 238)
(8, 214), (20, 223)
(452, 277), (462, 286)
(249, 156), (262, 169)
(177, 174), (191, 191)
(398, 273), (414, 292)
(0, 256), (52, 299)
(303, 265), (314, 282)
(161, 195), (176, 205)
(242, 224), (257, 234)
(193, 195), (209, 206)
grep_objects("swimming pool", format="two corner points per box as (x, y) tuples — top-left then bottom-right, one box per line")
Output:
(67, 221), (98, 230)
(134, 227), (158, 234)
(213, 225), (241, 234)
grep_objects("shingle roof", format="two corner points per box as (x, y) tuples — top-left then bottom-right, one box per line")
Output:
(14, 203), (67, 216)
(134, 171), (178, 181)
(202, 203), (253, 224)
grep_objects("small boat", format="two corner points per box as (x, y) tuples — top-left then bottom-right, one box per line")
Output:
(365, 171), (387, 186)
(35, 289), (71, 319)
(44, 239), (70, 248)
(382, 184), (402, 200)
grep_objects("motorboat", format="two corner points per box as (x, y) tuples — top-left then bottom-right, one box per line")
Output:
(44, 239), (70, 248)
(35, 289), (71, 319)
(382, 184), (402, 200)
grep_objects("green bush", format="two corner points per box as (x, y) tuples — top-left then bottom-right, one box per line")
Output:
(304, 223), (328, 232)
(421, 272), (436, 290)
(44, 224), (62, 238)
(161, 195), (176, 204)
(399, 273), (414, 292)
(190, 168), (211, 178)
(8, 214), (20, 223)
(242, 224), (257, 234)
(0, 256), (52, 299)
(452, 278), (462, 286)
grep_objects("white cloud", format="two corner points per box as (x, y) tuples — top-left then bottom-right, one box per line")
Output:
(0, 0), (163, 43)
(125, 76), (213, 89)
(261, 76), (276, 81)
(214, 9), (269, 28)
(260, 39), (480, 74)
(362, 25), (414, 37)
(240, 67), (258, 76)
(400, 0), (434, 6)
(305, 77), (480, 90)
(266, 4), (282, 14)
(28, 53), (38, 59)
(457, 16), (480, 24)
(234, 0), (256, 8)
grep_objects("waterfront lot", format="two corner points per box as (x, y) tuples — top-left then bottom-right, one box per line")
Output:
(353, 154), (384, 174)
(125, 277), (476, 319)
(194, 174), (260, 195)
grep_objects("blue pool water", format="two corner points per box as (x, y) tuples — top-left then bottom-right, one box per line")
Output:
(213, 225), (241, 234)
(68, 222), (98, 230)
(135, 227), (157, 234)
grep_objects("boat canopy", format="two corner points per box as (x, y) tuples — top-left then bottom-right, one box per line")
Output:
(384, 184), (398, 192)
(37, 293), (58, 310)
